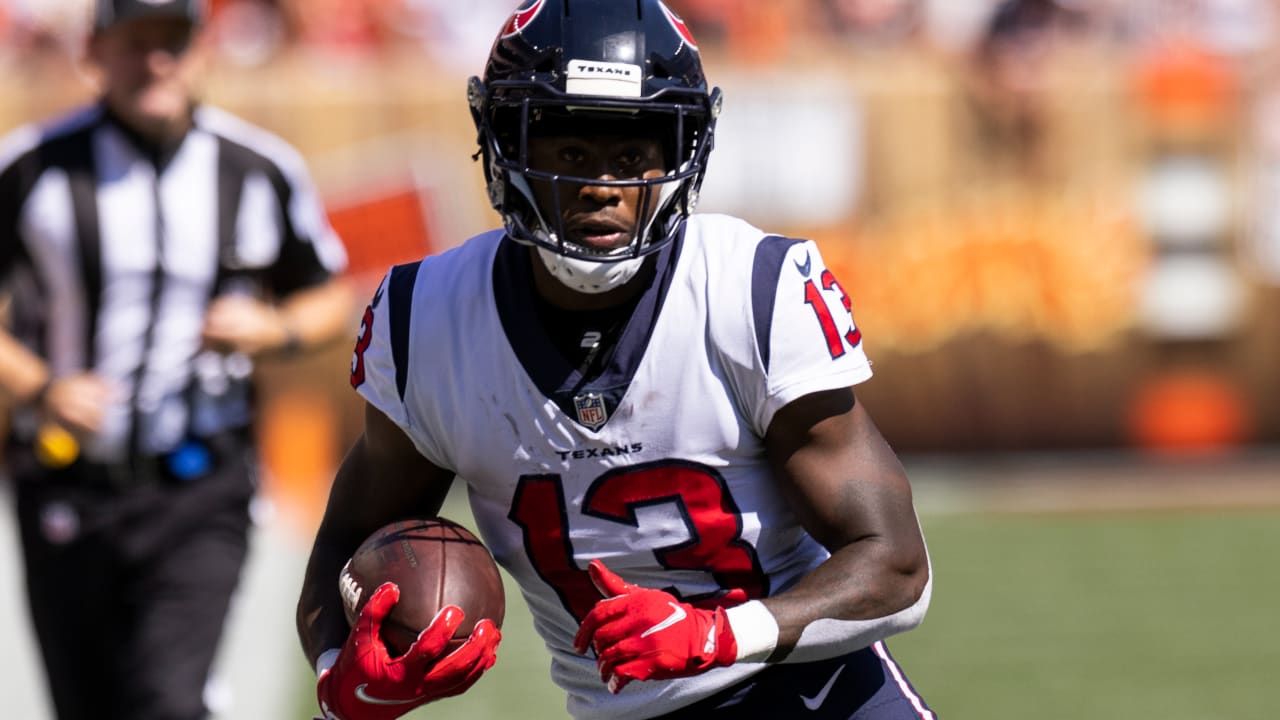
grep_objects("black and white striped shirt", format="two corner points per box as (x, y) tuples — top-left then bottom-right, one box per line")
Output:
(0, 102), (347, 462)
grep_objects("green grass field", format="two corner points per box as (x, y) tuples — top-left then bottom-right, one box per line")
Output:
(892, 510), (1278, 720)
(296, 500), (1280, 719)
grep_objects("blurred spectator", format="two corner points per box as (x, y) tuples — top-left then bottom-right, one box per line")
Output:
(669, 0), (815, 63)
(207, 0), (288, 67)
(378, 0), (524, 75)
(279, 0), (394, 58)
(1113, 0), (1276, 59)
(0, 0), (91, 63)
(918, 0), (1001, 54)
(963, 0), (1091, 180)
(820, 0), (924, 49)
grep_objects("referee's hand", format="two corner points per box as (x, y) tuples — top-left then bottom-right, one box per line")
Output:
(201, 295), (291, 357)
(41, 373), (116, 437)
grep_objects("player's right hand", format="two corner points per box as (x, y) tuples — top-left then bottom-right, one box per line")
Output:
(316, 582), (501, 720)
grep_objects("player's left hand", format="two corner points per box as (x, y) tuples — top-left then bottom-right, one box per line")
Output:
(574, 559), (737, 694)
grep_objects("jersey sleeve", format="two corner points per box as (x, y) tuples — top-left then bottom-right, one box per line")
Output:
(349, 261), (451, 468)
(741, 237), (873, 435)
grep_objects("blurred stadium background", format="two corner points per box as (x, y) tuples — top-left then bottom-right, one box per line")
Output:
(1, 0), (1278, 718)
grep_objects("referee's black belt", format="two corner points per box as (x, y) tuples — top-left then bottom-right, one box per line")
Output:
(12, 429), (249, 491)
(105, 430), (249, 489)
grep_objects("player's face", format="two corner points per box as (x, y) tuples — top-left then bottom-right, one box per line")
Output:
(89, 18), (203, 139)
(526, 130), (668, 254)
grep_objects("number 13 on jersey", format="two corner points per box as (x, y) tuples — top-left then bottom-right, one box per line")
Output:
(509, 461), (769, 623)
(803, 268), (863, 359)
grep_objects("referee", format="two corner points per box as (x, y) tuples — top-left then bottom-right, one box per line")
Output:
(0, 2), (352, 719)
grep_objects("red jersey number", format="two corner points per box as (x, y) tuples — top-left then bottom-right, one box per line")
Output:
(510, 461), (768, 623)
(350, 305), (374, 388)
(803, 269), (862, 359)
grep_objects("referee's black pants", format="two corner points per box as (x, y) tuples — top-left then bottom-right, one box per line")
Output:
(11, 440), (255, 720)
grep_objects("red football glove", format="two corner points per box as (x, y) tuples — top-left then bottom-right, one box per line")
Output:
(317, 582), (501, 720)
(573, 560), (737, 694)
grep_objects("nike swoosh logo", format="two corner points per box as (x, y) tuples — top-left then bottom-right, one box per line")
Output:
(355, 684), (428, 706)
(799, 663), (846, 711)
(794, 251), (812, 277)
(640, 602), (687, 638)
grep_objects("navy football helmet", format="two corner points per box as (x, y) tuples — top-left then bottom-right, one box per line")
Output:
(469, 0), (722, 267)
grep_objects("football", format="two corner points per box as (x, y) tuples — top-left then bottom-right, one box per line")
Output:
(339, 517), (505, 657)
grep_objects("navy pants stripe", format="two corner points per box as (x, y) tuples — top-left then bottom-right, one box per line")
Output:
(657, 642), (935, 719)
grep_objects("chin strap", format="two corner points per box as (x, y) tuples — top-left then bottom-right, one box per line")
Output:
(536, 247), (645, 294)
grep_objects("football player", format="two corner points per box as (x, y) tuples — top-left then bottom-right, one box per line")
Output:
(296, 1), (935, 719)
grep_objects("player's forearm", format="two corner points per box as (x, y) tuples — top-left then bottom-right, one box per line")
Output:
(297, 450), (367, 667)
(297, 432), (429, 667)
(732, 536), (931, 664)
(782, 534), (928, 623)
(297, 536), (357, 668)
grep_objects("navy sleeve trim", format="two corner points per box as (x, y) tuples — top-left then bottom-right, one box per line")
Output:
(387, 261), (421, 402)
(751, 236), (804, 373)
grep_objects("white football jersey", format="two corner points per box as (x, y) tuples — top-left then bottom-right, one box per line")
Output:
(351, 213), (873, 720)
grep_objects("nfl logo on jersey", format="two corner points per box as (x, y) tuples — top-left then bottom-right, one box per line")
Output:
(574, 393), (608, 431)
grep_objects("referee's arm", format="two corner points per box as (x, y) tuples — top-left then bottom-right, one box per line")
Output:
(200, 276), (355, 358)
(0, 327), (51, 408)
(201, 159), (356, 358)
(0, 329), (113, 435)
(0, 151), (46, 406)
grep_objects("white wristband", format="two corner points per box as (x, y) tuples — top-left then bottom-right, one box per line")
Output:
(316, 648), (341, 677)
(725, 600), (779, 663)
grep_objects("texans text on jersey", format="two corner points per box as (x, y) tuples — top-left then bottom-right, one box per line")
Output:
(555, 443), (645, 462)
